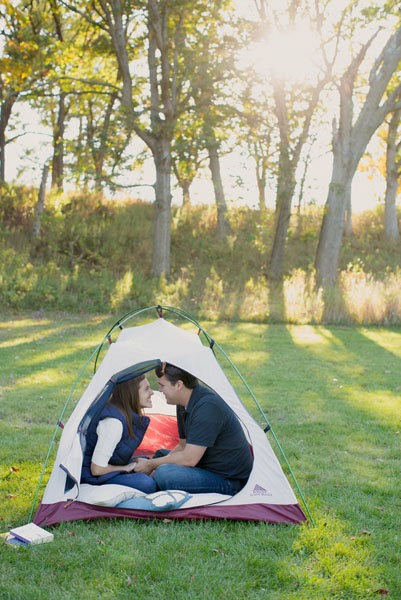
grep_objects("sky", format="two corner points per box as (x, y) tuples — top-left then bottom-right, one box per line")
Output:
(3, 0), (393, 213)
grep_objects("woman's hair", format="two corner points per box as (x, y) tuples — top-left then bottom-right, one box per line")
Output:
(155, 363), (197, 389)
(109, 374), (145, 438)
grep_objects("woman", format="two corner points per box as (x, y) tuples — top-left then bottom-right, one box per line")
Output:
(81, 374), (157, 494)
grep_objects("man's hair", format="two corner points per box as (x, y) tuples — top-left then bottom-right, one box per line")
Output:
(155, 362), (197, 389)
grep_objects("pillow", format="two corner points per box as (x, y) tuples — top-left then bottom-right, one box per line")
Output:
(77, 483), (145, 507)
(116, 490), (191, 511)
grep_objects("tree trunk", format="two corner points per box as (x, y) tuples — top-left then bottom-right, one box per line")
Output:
(384, 175), (400, 241)
(315, 159), (351, 286)
(33, 162), (50, 238)
(344, 192), (353, 236)
(269, 149), (296, 280)
(181, 180), (191, 206)
(0, 93), (18, 182)
(208, 147), (231, 240)
(315, 25), (401, 286)
(51, 92), (66, 190)
(256, 169), (266, 210)
(151, 138), (172, 277)
(384, 109), (400, 241)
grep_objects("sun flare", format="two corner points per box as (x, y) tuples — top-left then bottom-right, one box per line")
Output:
(243, 22), (319, 83)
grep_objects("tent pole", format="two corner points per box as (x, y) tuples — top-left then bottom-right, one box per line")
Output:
(31, 304), (314, 526)
(28, 340), (106, 522)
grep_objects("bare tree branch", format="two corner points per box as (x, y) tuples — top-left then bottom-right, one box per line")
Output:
(59, 0), (109, 32)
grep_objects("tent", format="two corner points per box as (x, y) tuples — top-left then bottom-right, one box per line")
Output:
(32, 306), (312, 526)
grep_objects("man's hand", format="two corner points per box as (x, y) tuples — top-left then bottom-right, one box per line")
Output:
(133, 458), (155, 475)
(123, 462), (137, 473)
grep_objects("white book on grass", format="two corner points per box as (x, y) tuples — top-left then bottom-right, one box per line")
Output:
(9, 523), (53, 545)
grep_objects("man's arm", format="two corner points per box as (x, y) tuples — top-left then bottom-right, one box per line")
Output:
(168, 439), (186, 454)
(134, 443), (206, 475)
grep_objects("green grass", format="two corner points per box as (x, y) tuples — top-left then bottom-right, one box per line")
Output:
(0, 311), (400, 599)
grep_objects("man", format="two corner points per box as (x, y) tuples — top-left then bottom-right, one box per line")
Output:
(133, 363), (253, 495)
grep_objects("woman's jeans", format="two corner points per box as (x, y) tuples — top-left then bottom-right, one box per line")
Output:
(105, 472), (156, 494)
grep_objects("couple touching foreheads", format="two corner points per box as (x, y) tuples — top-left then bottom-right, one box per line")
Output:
(81, 362), (253, 497)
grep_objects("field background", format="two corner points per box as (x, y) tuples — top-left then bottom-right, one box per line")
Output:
(0, 310), (400, 599)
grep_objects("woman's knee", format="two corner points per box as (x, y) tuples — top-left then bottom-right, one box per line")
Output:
(137, 474), (157, 494)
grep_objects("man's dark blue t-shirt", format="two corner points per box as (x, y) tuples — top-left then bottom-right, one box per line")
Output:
(176, 383), (253, 486)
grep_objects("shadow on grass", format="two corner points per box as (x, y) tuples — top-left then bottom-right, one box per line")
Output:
(250, 322), (400, 598)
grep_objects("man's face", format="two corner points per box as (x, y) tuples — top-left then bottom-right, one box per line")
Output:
(157, 375), (180, 404)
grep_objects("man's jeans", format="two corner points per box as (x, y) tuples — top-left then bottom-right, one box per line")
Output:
(105, 472), (157, 494)
(153, 464), (235, 495)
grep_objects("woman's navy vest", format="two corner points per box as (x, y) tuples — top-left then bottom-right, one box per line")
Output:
(81, 404), (150, 485)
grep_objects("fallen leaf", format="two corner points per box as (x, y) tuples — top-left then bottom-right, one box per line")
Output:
(66, 531), (75, 536)
(162, 518), (172, 523)
(10, 467), (19, 472)
(97, 539), (105, 546)
(212, 548), (227, 556)
(361, 530), (371, 536)
(126, 576), (135, 585)
(5, 494), (16, 499)
(190, 576), (195, 583)
(375, 589), (389, 596)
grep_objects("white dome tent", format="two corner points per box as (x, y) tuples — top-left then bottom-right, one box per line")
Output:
(32, 306), (312, 526)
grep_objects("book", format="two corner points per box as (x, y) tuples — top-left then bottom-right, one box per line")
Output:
(1, 532), (29, 547)
(8, 523), (53, 545)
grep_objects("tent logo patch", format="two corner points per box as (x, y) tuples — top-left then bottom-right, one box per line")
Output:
(251, 484), (271, 496)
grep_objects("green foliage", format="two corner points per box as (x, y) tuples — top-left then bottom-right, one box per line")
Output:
(0, 182), (37, 228)
(0, 188), (400, 324)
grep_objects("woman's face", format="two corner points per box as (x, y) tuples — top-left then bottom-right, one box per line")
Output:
(138, 377), (154, 409)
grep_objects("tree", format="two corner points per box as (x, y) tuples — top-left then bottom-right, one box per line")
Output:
(235, 83), (275, 211)
(49, 0), (67, 190)
(62, 0), (234, 275)
(32, 160), (50, 238)
(253, 0), (337, 280)
(315, 24), (401, 286)
(171, 116), (205, 206)
(188, 14), (243, 239)
(0, 0), (50, 182)
(203, 119), (231, 239)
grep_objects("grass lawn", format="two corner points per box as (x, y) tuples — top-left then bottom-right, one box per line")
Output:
(0, 311), (400, 600)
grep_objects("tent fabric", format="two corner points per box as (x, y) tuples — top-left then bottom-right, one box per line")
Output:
(33, 317), (307, 526)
